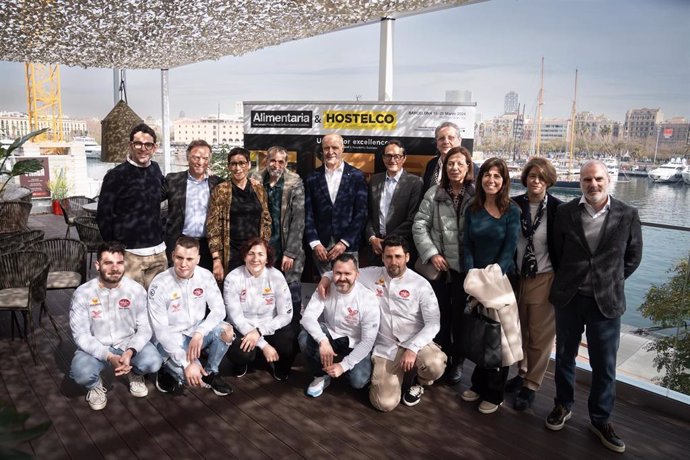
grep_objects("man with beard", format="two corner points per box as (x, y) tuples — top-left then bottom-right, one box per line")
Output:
(69, 241), (162, 411)
(97, 123), (167, 289)
(299, 254), (380, 398)
(304, 133), (368, 275)
(148, 236), (234, 396)
(250, 146), (305, 315)
(163, 139), (223, 270)
(545, 160), (642, 453)
(317, 235), (445, 411)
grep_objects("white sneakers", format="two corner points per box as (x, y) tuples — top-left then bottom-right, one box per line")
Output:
(306, 375), (331, 398)
(478, 400), (502, 414)
(86, 379), (107, 411)
(460, 389), (480, 402)
(128, 373), (148, 398)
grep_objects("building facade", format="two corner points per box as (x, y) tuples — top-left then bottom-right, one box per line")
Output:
(624, 108), (663, 139)
(0, 111), (88, 140)
(172, 115), (244, 145)
(504, 91), (519, 114)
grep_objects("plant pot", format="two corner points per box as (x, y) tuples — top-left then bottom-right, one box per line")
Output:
(52, 199), (63, 215)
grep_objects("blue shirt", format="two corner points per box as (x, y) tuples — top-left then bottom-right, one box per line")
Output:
(182, 173), (210, 238)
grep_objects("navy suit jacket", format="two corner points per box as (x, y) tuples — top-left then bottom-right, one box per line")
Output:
(549, 196), (642, 318)
(304, 162), (368, 251)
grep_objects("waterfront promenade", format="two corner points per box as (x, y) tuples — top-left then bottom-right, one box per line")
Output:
(0, 213), (687, 459)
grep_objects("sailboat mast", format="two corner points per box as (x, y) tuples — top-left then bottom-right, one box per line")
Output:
(568, 69), (578, 180)
(535, 57), (544, 157)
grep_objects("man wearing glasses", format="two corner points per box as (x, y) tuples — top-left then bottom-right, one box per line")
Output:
(163, 139), (223, 271)
(364, 140), (423, 266)
(97, 123), (167, 289)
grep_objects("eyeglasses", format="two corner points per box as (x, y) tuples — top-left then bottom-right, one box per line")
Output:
(131, 141), (156, 150)
(383, 154), (404, 162)
(229, 161), (249, 168)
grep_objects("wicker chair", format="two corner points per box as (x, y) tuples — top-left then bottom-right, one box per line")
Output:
(74, 216), (104, 269)
(60, 196), (96, 238)
(0, 200), (33, 233)
(0, 250), (50, 364)
(30, 238), (87, 338)
(0, 229), (45, 255)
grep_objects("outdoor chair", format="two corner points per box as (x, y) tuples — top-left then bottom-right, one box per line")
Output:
(0, 200), (32, 233)
(74, 216), (104, 269)
(0, 229), (45, 255)
(30, 238), (87, 338)
(60, 196), (96, 238)
(0, 250), (50, 364)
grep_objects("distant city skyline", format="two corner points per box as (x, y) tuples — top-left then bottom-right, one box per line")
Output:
(0, 0), (688, 124)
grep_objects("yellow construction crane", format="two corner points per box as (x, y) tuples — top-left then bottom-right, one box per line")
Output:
(25, 63), (64, 142)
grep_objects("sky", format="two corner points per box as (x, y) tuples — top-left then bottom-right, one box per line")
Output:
(1, 0), (688, 123)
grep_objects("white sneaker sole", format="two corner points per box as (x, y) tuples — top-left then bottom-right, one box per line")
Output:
(130, 386), (148, 398)
(545, 411), (572, 431)
(460, 391), (481, 402)
(589, 424), (626, 453)
(87, 398), (107, 410)
(478, 401), (502, 414)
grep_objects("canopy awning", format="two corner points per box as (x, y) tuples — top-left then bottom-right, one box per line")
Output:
(0, 0), (481, 69)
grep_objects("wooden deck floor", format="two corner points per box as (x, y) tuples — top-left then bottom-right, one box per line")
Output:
(0, 213), (688, 459)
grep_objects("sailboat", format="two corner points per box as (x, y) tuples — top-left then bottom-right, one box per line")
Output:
(551, 69), (580, 190)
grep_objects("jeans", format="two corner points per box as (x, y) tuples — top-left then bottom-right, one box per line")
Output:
(70, 342), (162, 389)
(554, 293), (620, 424)
(158, 323), (231, 383)
(298, 326), (372, 389)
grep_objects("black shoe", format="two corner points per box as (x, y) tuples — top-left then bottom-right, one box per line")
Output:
(446, 363), (463, 385)
(545, 404), (572, 431)
(155, 369), (180, 393)
(232, 363), (248, 378)
(202, 372), (233, 396)
(589, 422), (625, 453)
(513, 387), (535, 411)
(402, 384), (425, 407)
(269, 363), (289, 382)
(504, 375), (524, 393)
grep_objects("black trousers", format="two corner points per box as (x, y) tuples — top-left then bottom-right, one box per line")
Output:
(226, 324), (296, 374)
(430, 269), (467, 363)
(471, 365), (510, 404)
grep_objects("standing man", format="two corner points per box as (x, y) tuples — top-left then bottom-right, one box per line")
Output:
(97, 123), (167, 289)
(545, 160), (642, 454)
(164, 139), (223, 271)
(300, 254), (380, 398)
(148, 237), (234, 396)
(69, 242), (162, 411)
(304, 133), (368, 275)
(250, 145), (305, 313)
(317, 235), (446, 411)
(364, 140), (423, 266)
(422, 122), (462, 192)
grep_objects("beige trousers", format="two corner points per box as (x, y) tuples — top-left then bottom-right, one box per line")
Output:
(369, 343), (447, 412)
(516, 272), (556, 391)
(124, 251), (168, 290)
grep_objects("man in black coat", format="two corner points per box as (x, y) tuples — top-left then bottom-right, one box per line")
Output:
(163, 139), (223, 271)
(545, 160), (642, 454)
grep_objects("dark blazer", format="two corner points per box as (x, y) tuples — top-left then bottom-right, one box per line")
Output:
(365, 170), (423, 243)
(163, 170), (223, 257)
(304, 162), (368, 251)
(512, 192), (563, 266)
(549, 196), (643, 318)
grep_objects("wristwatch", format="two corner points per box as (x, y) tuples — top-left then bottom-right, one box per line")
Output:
(255, 327), (262, 337)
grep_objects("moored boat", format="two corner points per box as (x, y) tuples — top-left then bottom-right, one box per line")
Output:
(648, 158), (686, 183)
(682, 164), (690, 185)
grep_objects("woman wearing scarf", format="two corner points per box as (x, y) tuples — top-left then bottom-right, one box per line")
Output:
(505, 158), (562, 410)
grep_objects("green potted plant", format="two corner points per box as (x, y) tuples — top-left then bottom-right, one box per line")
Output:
(46, 169), (70, 215)
(0, 128), (49, 200)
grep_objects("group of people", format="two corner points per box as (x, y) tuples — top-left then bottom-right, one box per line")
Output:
(70, 120), (641, 454)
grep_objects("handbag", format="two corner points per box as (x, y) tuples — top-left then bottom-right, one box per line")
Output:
(459, 302), (502, 369)
(414, 258), (442, 281)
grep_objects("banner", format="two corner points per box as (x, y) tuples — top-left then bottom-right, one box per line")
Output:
(243, 101), (476, 178)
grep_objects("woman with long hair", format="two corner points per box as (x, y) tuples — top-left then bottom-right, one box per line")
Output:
(413, 146), (475, 384)
(460, 157), (521, 414)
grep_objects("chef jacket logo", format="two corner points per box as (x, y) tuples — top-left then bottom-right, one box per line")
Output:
(118, 298), (131, 308)
(91, 309), (102, 319)
(375, 288), (384, 297)
(399, 290), (410, 299)
(239, 289), (247, 302)
(375, 278), (385, 286)
(171, 303), (181, 312)
(263, 287), (272, 294)
(90, 297), (101, 305)
(171, 291), (180, 300)
(345, 307), (359, 325)
(193, 288), (204, 297)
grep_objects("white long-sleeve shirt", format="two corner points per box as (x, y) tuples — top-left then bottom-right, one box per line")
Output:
(331, 266), (440, 361)
(70, 276), (152, 361)
(147, 267), (226, 368)
(301, 281), (380, 371)
(223, 266), (292, 349)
